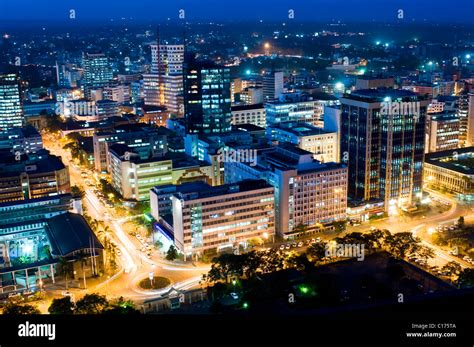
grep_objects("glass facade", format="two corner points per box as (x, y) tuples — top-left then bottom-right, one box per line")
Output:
(0, 73), (23, 131)
(184, 58), (231, 134)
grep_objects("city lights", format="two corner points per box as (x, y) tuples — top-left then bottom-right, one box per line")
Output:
(0, 1), (472, 338)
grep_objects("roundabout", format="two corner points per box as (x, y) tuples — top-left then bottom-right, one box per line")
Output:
(138, 276), (171, 290)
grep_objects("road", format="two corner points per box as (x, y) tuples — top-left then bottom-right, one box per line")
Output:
(41, 133), (210, 307)
(40, 132), (473, 308)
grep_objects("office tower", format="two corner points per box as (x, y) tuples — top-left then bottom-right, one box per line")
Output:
(425, 113), (459, 153)
(103, 85), (131, 104)
(458, 91), (469, 147)
(240, 87), (264, 105)
(150, 180), (275, 258)
(467, 93), (474, 147)
(265, 98), (314, 126)
(0, 149), (70, 203)
(143, 73), (160, 106)
(355, 76), (395, 90)
(95, 100), (120, 119)
(0, 125), (43, 154)
(267, 121), (338, 163)
(263, 70), (284, 102)
(144, 44), (184, 115)
(108, 144), (212, 201)
(56, 62), (71, 88)
(340, 89), (429, 210)
(183, 55), (231, 134)
(231, 104), (266, 128)
(225, 145), (347, 237)
(0, 73), (24, 131)
(92, 124), (169, 173)
(82, 53), (113, 98)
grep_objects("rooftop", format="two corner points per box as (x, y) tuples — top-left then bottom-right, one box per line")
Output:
(270, 121), (335, 136)
(46, 213), (103, 256)
(425, 146), (474, 175)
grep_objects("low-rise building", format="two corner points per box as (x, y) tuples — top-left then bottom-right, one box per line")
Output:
(267, 121), (338, 163)
(424, 147), (474, 200)
(93, 124), (169, 173)
(108, 144), (212, 201)
(0, 195), (103, 293)
(231, 104), (266, 128)
(0, 149), (70, 203)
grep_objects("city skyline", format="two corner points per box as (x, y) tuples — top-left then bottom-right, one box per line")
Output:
(0, 1), (473, 344)
(1, 0), (474, 23)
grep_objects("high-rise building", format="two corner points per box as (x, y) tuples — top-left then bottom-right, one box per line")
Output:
(183, 55), (231, 134)
(0, 125), (43, 154)
(82, 53), (113, 98)
(263, 70), (284, 102)
(425, 113), (459, 153)
(144, 44), (184, 115)
(457, 91), (469, 147)
(467, 93), (474, 147)
(0, 73), (24, 131)
(150, 180), (275, 257)
(340, 89), (429, 210)
(225, 144), (347, 237)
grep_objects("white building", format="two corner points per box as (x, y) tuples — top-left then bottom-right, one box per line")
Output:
(151, 180), (275, 257)
(267, 121), (339, 163)
(231, 104), (266, 128)
(225, 144), (348, 237)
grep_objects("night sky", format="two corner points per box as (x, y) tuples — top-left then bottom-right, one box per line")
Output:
(1, 0), (473, 23)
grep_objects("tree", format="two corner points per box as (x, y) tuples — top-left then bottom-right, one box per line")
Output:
(58, 257), (73, 290)
(416, 245), (435, 262)
(3, 302), (40, 315)
(165, 245), (179, 261)
(260, 250), (285, 273)
(458, 216), (465, 229)
(457, 269), (474, 288)
(441, 261), (462, 276)
(307, 242), (327, 263)
(332, 221), (347, 233)
(104, 297), (140, 315)
(71, 185), (85, 199)
(241, 251), (263, 278)
(75, 293), (109, 314)
(48, 297), (75, 314)
(383, 232), (420, 259)
(286, 253), (313, 271)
